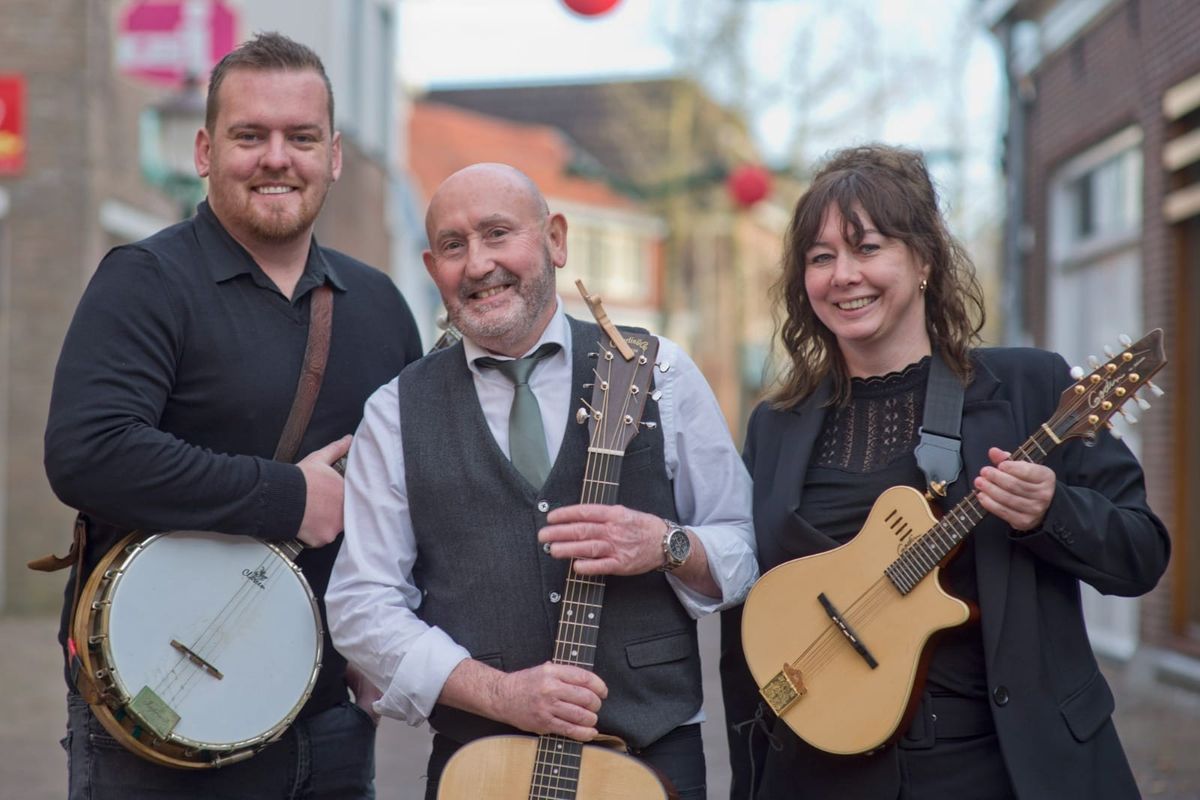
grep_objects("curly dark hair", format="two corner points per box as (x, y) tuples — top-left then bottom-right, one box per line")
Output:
(769, 144), (986, 408)
(206, 32), (333, 132)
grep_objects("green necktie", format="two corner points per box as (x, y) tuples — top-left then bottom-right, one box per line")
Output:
(475, 342), (561, 487)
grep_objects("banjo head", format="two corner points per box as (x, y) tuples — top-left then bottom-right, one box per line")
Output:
(96, 531), (322, 751)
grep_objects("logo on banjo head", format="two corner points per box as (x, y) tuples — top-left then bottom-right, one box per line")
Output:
(242, 566), (268, 589)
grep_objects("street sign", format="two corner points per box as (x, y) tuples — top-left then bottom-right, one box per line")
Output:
(116, 0), (238, 88)
(0, 75), (25, 175)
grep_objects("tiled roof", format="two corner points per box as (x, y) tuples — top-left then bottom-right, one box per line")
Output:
(408, 101), (639, 212)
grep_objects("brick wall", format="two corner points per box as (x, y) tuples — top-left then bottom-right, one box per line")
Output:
(1021, 0), (1200, 650)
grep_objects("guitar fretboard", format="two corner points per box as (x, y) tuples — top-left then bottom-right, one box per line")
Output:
(884, 425), (1057, 594)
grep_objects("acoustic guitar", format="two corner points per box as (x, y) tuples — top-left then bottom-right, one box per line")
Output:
(740, 330), (1166, 755)
(437, 326), (672, 799)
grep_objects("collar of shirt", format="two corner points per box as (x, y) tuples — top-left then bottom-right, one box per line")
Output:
(192, 200), (347, 297)
(460, 297), (572, 462)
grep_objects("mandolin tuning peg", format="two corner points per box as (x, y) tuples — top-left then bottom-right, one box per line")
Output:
(1118, 334), (1132, 347)
(1087, 355), (1100, 368)
(1069, 366), (1084, 380)
(1107, 423), (1123, 440)
(1146, 381), (1165, 397)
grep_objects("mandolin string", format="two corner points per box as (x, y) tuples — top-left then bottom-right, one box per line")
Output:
(783, 381), (1109, 680)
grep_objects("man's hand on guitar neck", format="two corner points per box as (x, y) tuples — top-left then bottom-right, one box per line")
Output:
(440, 659), (608, 741)
(296, 435), (353, 548)
(539, 504), (721, 598)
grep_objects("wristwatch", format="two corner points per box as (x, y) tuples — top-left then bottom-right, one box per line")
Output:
(659, 520), (692, 572)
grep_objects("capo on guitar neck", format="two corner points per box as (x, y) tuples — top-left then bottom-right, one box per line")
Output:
(576, 279), (636, 361)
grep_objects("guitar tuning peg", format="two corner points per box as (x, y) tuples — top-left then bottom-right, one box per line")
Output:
(640, 421), (658, 430)
(582, 382), (594, 389)
(1069, 366), (1084, 380)
(575, 407), (589, 424)
(1118, 408), (1138, 425)
(1146, 381), (1165, 397)
(1106, 423), (1123, 441)
(1103, 345), (1115, 358)
(1118, 334), (1132, 347)
(656, 360), (671, 373)
(650, 389), (663, 402)
(587, 352), (599, 359)
(1087, 355), (1100, 368)
(1135, 394), (1151, 411)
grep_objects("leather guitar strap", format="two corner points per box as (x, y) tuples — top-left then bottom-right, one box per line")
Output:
(274, 284), (334, 463)
(913, 350), (965, 504)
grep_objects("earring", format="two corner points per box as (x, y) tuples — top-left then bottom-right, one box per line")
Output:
(919, 278), (928, 293)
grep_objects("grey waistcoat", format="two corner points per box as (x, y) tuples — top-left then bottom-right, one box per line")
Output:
(398, 317), (701, 748)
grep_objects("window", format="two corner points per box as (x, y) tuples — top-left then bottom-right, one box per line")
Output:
(1046, 126), (1143, 659)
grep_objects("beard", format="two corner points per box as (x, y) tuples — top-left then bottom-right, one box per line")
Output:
(208, 163), (333, 246)
(449, 247), (557, 350)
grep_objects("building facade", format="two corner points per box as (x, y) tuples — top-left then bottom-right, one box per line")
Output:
(987, 0), (1200, 684)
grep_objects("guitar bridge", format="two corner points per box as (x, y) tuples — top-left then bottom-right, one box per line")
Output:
(760, 663), (807, 715)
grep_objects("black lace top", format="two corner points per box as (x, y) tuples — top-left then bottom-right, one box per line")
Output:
(800, 356), (988, 700)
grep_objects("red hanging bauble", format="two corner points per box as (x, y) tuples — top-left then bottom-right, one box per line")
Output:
(561, 0), (622, 17)
(727, 164), (772, 208)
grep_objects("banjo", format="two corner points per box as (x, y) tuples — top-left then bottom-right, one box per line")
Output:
(67, 297), (464, 768)
(72, 530), (323, 768)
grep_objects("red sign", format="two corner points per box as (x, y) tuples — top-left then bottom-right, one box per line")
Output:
(116, 0), (238, 88)
(0, 75), (25, 175)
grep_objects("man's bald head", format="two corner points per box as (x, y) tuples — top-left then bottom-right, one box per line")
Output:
(424, 163), (549, 243)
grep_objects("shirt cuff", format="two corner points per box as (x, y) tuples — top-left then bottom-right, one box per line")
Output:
(376, 625), (472, 726)
(665, 524), (757, 618)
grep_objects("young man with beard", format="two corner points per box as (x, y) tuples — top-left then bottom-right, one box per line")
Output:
(326, 163), (758, 800)
(44, 33), (423, 799)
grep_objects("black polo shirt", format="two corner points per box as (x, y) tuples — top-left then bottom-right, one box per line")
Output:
(45, 200), (424, 716)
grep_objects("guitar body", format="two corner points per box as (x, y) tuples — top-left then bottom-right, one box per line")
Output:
(741, 486), (970, 755)
(437, 735), (669, 799)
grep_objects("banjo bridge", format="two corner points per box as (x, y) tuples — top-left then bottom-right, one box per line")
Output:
(170, 639), (225, 680)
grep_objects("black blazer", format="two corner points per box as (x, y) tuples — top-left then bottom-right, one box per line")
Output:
(720, 347), (1170, 800)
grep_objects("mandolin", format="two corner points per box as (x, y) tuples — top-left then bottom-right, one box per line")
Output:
(740, 330), (1166, 755)
(438, 321), (672, 799)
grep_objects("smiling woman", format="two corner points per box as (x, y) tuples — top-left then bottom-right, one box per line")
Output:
(719, 143), (1170, 800)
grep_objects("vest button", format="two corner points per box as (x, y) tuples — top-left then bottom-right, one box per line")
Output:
(549, 592), (561, 603)
(992, 685), (1010, 706)
(537, 500), (550, 513)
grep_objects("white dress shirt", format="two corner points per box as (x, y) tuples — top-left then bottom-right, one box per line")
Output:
(327, 300), (758, 726)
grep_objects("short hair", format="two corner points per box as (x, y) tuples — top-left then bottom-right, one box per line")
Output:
(205, 32), (334, 132)
(770, 144), (986, 408)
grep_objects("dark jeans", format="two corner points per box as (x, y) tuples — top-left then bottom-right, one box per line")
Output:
(424, 723), (707, 799)
(65, 692), (376, 799)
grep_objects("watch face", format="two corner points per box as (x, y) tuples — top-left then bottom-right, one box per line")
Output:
(667, 529), (690, 562)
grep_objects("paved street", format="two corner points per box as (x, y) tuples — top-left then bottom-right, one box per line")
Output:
(3, 611), (1198, 799)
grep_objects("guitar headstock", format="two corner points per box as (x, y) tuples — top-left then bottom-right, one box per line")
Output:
(579, 333), (661, 455)
(1050, 328), (1166, 443)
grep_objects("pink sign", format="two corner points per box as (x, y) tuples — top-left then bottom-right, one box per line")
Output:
(116, 0), (238, 88)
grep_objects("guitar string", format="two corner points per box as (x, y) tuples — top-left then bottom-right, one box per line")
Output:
(533, 345), (647, 798)
(537, 349), (614, 797)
